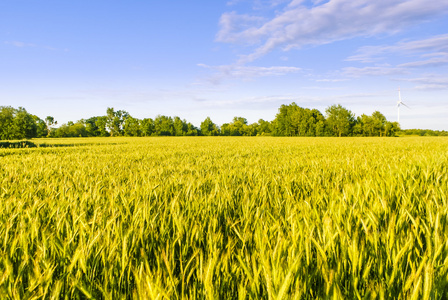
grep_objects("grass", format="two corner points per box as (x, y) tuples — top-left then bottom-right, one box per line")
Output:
(1, 136), (448, 299)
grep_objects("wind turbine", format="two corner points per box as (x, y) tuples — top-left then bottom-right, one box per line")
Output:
(397, 87), (410, 123)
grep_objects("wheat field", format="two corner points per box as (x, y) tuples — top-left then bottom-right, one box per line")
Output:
(1, 137), (448, 299)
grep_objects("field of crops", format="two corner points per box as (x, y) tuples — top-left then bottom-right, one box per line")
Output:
(1, 137), (448, 299)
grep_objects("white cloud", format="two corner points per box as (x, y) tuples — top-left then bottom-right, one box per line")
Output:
(343, 66), (407, 77)
(398, 54), (448, 68)
(216, 12), (267, 44)
(315, 78), (348, 82)
(199, 94), (297, 107)
(397, 75), (448, 90)
(227, 0), (291, 9)
(4, 40), (67, 52)
(217, 0), (448, 63)
(347, 34), (448, 63)
(5, 41), (36, 48)
(198, 63), (301, 83)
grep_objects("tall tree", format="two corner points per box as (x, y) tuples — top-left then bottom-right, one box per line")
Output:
(106, 107), (129, 136)
(154, 115), (174, 136)
(384, 121), (400, 137)
(0, 106), (15, 140)
(84, 117), (101, 137)
(325, 104), (355, 137)
(0, 106), (37, 140)
(232, 117), (248, 136)
(45, 116), (57, 136)
(200, 117), (220, 136)
(173, 117), (188, 136)
(33, 115), (48, 138)
(354, 111), (389, 137)
(272, 103), (327, 136)
(371, 111), (387, 136)
(123, 116), (141, 136)
(185, 122), (199, 136)
(257, 119), (271, 135)
(140, 118), (155, 136)
(95, 116), (110, 137)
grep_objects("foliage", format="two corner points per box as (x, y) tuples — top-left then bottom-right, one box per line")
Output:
(154, 115), (175, 136)
(123, 116), (141, 137)
(354, 111), (400, 137)
(0, 104), (442, 140)
(106, 107), (130, 136)
(1, 137), (448, 298)
(140, 118), (155, 136)
(401, 129), (448, 136)
(220, 117), (263, 136)
(200, 117), (220, 136)
(0, 106), (39, 140)
(33, 115), (48, 138)
(45, 116), (57, 137)
(325, 104), (356, 137)
(0, 140), (37, 148)
(53, 121), (88, 138)
(272, 103), (327, 136)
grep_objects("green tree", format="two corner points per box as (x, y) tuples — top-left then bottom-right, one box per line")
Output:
(384, 121), (400, 137)
(140, 118), (155, 136)
(272, 103), (326, 136)
(354, 111), (388, 137)
(173, 117), (188, 136)
(45, 116), (57, 136)
(69, 122), (87, 137)
(0, 106), (37, 140)
(84, 117), (101, 137)
(0, 106), (15, 140)
(371, 111), (387, 136)
(185, 122), (199, 136)
(200, 117), (220, 136)
(54, 122), (87, 137)
(310, 109), (326, 136)
(220, 123), (230, 136)
(95, 116), (110, 137)
(246, 123), (259, 136)
(325, 104), (355, 137)
(106, 107), (129, 136)
(123, 116), (141, 136)
(154, 115), (174, 136)
(33, 115), (48, 138)
(257, 119), (272, 136)
(230, 117), (248, 136)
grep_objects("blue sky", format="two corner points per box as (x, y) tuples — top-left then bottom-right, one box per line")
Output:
(1, 0), (448, 130)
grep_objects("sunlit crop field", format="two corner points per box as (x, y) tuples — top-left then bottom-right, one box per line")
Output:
(1, 137), (448, 299)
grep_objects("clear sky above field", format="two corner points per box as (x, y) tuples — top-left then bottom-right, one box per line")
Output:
(1, 0), (448, 130)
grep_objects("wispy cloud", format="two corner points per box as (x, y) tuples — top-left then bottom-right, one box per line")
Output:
(5, 41), (37, 48)
(343, 34), (448, 87)
(4, 40), (67, 51)
(347, 34), (448, 63)
(198, 63), (301, 83)
(216, 12), (267, 44)
(227, 0), (290, 9)
(343, 66), (407, 77)
(398, 54), (448, 68)
(396, 75), (448, 90)
(198, 94), (297, 107)
(315, 78), (348, 82)
(197, 91), (382, 110)
(217, 0), (448, 63)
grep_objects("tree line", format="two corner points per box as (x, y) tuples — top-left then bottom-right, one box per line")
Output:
(0, 103), (445, 140)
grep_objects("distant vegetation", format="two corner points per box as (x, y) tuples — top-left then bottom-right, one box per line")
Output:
(1, 103), (445, 140)
(0, 140), (37, 148)
(400, 129), (448, 136)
